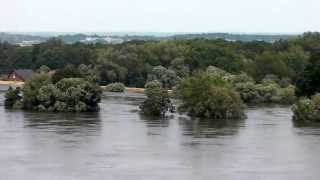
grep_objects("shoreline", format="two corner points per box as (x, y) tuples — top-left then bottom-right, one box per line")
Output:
(0, 80), (145, 93)
(0, 80), (24, 87)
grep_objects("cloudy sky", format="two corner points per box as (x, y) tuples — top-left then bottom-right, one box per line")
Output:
(0, 0), (319, 33)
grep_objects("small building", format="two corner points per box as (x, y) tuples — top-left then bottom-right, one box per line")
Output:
(7, 69), (34, 82)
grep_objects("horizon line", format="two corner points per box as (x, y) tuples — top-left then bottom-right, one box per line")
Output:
(1, 31), (306, 36)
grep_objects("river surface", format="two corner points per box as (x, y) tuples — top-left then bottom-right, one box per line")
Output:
(0, 92), (320, 180)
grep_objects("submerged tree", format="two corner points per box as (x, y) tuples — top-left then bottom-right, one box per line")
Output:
(292, 95), (320, 122)
(140, 81), (174, 116)
(4, 86), (22, 109)
(105, 82), (125, 92)
(5, 73), (102, 112)
(175, 71), (245, 120)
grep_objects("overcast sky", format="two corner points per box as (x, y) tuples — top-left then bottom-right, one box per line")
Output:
(0, 0), (319, 33)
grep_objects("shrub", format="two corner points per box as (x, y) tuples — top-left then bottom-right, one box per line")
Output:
(206, 66), (229, 77)
(200, 66), (297, 105)
(54, 79), (102, 112)
(13, 100), (23, 109)
(277, 85), (296, 104)
(279, 78), (292, 88)
(261, 74), (280, 84)
(37, 65), (50, 73)
(37, 84), (59, 107)
(51, 64), (98, 83)
(4, 74), (102, 112)
(234, 79), (296, 104)
(292, 95), (320, 122)
(147, 66), (178, 89)
(255, 83), (279, 102)
(145, 80), (162, 89)
(4, 87), (22, 109)
(140, 83), (173, 116)
(224, 73), (254, 84)
(234, 82), (261, 103)
(23, 73), (52, 109)
(105, 82), (125, 92)
(175, 72), (244, 120)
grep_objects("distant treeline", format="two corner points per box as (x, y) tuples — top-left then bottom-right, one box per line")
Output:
(0, 32), (320, 93)
(0, 33), (46, 44)
(172, 33), (298, 42)
(0, 32), (299, 45)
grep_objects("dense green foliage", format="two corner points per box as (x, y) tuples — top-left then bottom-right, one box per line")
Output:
(234, 78), (296, 104)
(0, 39), (95, 74)
(3, 32), (320, 119)
(139, 81), (173, 116)
(51, 64), (99, 83)
(292, 95), (320, 122)
(206, 66), (297, 104)
(144, 80), (162, 89)
(1, 32), (320, 97)
(104, 82), (125, 92)
(147, 66), (178, 89)
(4, 86), (22, 109)
(5, 73), (102, 112)
(175, 71), (244, 119)
(296, 53), (320, 97)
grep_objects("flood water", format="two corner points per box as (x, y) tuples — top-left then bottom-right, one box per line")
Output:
(1, 92), (320, 180)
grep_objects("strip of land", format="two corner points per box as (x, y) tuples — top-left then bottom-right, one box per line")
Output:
(0, 80), (145, 93)
(0, 80), (24, 87)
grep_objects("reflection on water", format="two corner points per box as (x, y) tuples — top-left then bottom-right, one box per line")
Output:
(1, 92), (320, 179)
(181, 117), (244, 138)
(22, 111), (101, 135)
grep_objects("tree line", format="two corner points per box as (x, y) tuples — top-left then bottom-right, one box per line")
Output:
(1, 32), (320, 96)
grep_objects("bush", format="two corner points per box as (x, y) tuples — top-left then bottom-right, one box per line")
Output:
(255, 82), (279, 102)
(37, 65), (50, 73)
(206, 67), (296, 104)
(51, 65), (82, 83)
(23, 73), (52, 109)
(105, 82), (125, 92)
(140, 82), (173, 116)
(13, 100), (23, 109)
(261, 74), (280, 84)
(292, 95), (320, 122)
(206, 66), (229, 77)
(4, 87), (22, 109)
(224, 73), (254, 84)
(277, 85), (296, 104)
(147, 66), (178, 89)
(37, 84), (59, 107)
(234, 82), (261, 103)
(145, 80), (162, 89)
(175, 72), (244, 120)
(5, 74), (102, 112)
(235, 82), (296, 104)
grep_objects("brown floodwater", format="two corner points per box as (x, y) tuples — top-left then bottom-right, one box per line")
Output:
(0, 91), (320, 180)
